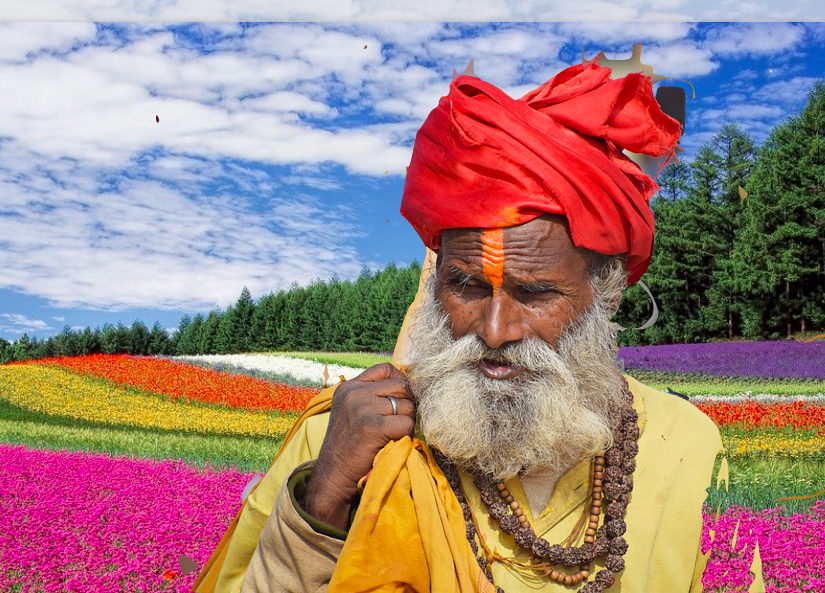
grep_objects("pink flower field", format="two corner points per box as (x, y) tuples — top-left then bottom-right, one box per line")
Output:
(0, 444), (251, 593)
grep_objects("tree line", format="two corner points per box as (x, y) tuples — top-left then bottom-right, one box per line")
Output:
(1, 82), (823, 363)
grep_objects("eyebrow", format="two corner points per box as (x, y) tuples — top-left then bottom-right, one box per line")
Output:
(446, 265), (562, 292)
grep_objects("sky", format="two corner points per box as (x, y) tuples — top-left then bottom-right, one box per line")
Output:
(1, 22), (824, 342)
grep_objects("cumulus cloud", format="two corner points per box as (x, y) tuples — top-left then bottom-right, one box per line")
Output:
(703, 23), (806, 57)
(1, 22), (807, 314)
(0, 313), (53, 334)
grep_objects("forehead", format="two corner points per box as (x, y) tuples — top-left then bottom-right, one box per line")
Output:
(439, 215), (593, 281)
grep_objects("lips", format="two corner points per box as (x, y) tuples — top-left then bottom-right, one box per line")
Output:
(478, 358), (524, 380)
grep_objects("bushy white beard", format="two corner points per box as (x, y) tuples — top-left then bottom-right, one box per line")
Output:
(405, 265), (629, 482)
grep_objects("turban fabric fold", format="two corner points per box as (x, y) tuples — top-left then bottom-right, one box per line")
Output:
(400, 56), (682, 286)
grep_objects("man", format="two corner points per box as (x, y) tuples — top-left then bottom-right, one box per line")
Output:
(192, 56), (723, 593)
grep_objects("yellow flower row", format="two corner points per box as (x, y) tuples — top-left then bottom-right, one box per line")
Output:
(722, 433), (825, 458)
(0, 365), (296, 438)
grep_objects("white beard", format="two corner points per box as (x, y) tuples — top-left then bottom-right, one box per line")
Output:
(405, 267), (629, 482)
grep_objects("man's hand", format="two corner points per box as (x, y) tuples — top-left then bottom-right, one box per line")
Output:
(301, 363), (416, 531)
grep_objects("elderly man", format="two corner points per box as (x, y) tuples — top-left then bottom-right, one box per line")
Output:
(193, 57), (723, 593)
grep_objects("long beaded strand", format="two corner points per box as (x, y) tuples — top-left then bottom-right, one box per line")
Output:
(433, 376), (640, 592)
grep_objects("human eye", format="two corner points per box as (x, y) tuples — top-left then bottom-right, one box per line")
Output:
(518, 283), (559, 295)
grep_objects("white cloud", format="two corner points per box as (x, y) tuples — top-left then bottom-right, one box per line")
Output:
(753, 77), (820, 106)
(0, 313), (53, 334)
(0, 22), (97, 62)
(703, 23), (806, 57)
(52, 316), (65, 322)
(559, 22), (694, 44)
(0, 23), (745, 314)
(0, 142), (368, 311)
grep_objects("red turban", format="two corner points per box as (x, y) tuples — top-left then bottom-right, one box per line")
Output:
(399, 56), (682, 286)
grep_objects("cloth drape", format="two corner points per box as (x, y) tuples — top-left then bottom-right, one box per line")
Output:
(400, 57), (682, 286)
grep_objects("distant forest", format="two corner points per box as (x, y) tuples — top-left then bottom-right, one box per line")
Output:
(2, 82), (824, 364)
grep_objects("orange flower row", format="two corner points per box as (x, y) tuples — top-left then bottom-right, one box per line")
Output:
(696, 400), (825, 430)
(16, 354), (319, 413)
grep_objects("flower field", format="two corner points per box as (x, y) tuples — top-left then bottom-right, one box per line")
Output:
(0, 341), (823, 592)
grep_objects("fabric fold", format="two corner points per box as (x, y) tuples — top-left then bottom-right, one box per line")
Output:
(400, 56), (682, 286)
(328, 436), (492, 593)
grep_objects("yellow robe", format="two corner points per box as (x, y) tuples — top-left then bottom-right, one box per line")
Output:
(193, 247), (724, 592)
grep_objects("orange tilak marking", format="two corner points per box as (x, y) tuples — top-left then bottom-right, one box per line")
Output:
(481, 228), (505, 297)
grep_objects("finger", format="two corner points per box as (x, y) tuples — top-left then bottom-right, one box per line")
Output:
(355, 362), (407, 383)
(383, 414), (416, 440)
(359, 378), (413, 400)
(376, 396), (415, 417)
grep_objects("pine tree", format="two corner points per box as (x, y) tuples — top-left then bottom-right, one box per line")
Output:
(199, 311), (221, 354)
(174, 316), (193, 355)
(130, 320), (151, 355)
(231, 287), (256, 352)
(215, 307), (235, 354)
(149, 322), (171, 355)
(705, 123), (756, 339)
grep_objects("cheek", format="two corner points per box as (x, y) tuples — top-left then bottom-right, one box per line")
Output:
(440, 292), (481, 335)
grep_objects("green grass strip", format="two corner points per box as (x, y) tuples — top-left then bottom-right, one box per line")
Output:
(704, 456), (825, 515)
(625, 369), (825, 395)
(0, 415), (285, 474)
(260, 350), (391, 369)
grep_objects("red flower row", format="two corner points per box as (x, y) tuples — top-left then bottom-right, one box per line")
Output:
(15, 354), (319, 413)
(696, 400), (825, 430)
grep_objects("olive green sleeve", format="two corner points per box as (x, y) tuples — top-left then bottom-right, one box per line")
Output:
(288, 466), (362, 541)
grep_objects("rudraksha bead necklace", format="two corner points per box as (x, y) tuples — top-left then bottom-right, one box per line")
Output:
(432, 377), (640, 592)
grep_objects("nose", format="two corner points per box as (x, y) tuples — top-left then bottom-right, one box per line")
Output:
(476, 292), (525, 351)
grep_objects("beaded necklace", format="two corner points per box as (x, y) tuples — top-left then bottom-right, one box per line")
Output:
(431, 378), (640, 592)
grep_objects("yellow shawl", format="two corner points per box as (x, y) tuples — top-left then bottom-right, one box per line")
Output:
(191, 377), (490, 593)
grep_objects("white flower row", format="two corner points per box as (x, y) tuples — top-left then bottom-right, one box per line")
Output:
(174, 354), (367, 386)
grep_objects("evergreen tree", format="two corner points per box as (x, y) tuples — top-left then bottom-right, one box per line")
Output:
(174, 315), (193, 355)
(79, 326), (101, 354)
(13, 334), (33, 360)
(232, 287), (256, 352)
(704, 123), (756, 339)
(148, 322), (171, 355)
(199, 311), (221, 354)
(215, 307), (235, 354)
(100, 323), (118, 354)
(0, 337), (10, 363)
(129, 320), (151, 355)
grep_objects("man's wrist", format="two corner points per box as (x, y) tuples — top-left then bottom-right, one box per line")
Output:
(288, 467), (351, 540)
(301, 476), (353, 532)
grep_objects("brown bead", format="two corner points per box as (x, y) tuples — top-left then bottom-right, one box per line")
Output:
(593, 478), (602, 486)
(513, 507), (524, 517)
(500, 489), (510, 499)
(581, 570), (590, 579)
(594, 471), (603, 479)
(584, 535), (594, 543)
(590, 506), (600, 515)
(496, 482), (506, 491)
(585, 528), (596, 536)
(510, 500), (520, 511)
(572, 574), (583, 584)
(505, 495), (514, 504)
(588, 520), (599, 529)
(550, 570), (560, 580)
(592, 497), (602, 505)
(518, 515), (529, 526)
(564, 575), (573, 585)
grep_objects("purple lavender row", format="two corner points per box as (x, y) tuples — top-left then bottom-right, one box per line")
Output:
(618, 341), (825, 380)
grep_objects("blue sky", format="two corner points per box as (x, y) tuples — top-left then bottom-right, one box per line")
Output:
(1, 22), (823, 342)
